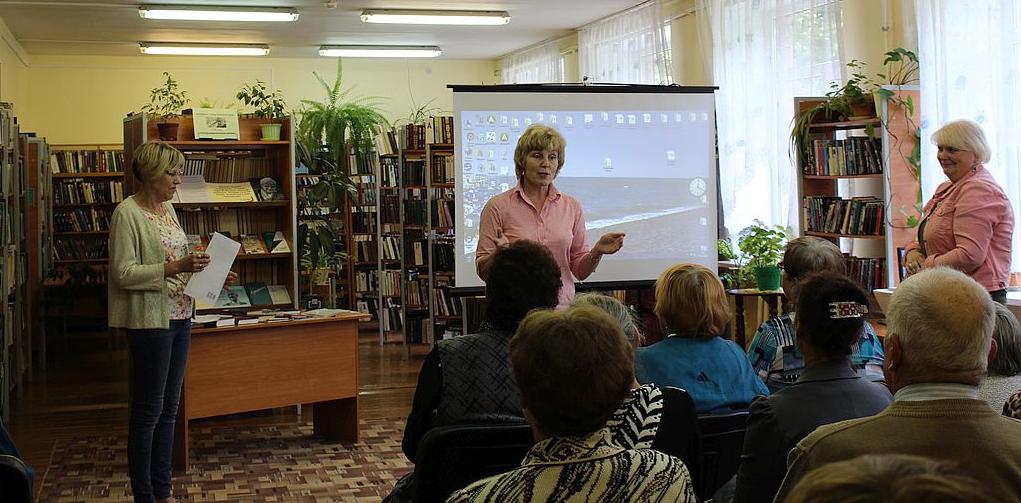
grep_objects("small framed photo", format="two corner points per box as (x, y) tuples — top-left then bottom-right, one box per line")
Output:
(193, 108), (240, 140)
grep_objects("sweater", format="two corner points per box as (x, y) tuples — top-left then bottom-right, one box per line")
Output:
(108, 196), (177, 329)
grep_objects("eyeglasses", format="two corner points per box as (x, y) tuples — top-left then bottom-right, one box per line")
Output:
(165, 170), (183, 178)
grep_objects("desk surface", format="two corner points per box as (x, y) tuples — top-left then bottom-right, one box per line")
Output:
(191, 312), (369, 335)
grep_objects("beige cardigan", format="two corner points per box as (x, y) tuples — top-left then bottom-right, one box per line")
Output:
(108, 196), (178, 329)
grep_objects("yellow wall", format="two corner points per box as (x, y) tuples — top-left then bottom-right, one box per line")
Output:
(20, 55), (496, 144)
(0, 18), (29, 114)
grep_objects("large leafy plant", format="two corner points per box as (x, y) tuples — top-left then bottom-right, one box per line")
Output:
(236, 80), (287, 120)
(295, 140), (353, 275)
(738, 220), (790, 268)
(141, 71), (188, 122)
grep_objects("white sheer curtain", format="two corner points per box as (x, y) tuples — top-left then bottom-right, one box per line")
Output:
(501, 41), (564, 84)
(700, 0), (844, 236)
(578, 0), (672, 84)
(916, 0), (1021, 270)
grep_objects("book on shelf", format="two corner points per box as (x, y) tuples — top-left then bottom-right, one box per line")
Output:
(50, 149), (125, 174)
(805, 137), (882, 176)
(244, 282), (274, 306)
(240, 234), (268, 254)
(196, 285), (252, 309)
(249, 176), (285, 201)
(803, 196), (885, 235)
(268, 284), (292, 305)
(172, 175), (259, 203)
(262, 231), (290, 253)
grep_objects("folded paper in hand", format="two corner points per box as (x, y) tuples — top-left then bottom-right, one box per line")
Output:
(185, 232), (240, 305)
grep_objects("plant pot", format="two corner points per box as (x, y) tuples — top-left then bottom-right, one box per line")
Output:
(311, 267), (330, 286)
(156, 121), (180, 141)
(260, 123), (283, 141)
(753, 265), (782, 291)
(847, 100), (877, 120)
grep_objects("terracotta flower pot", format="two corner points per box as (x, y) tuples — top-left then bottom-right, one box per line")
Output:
(156, 122), (180, 141)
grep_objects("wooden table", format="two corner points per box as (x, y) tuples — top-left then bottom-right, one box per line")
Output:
(727, 289), (786, 349)
(172, 313), (367, 471)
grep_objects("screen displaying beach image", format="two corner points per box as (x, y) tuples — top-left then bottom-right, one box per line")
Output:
(457, 108), (717, 287)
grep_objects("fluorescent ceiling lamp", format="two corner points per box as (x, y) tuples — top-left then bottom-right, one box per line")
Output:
(139, 5), (299, 22)
(139, 42), (270, 56)
(360, 9), (510, 26)
(319, 45), (442, 58)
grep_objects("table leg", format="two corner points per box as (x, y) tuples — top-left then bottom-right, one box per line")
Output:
(734, 296), (746, 349)
(172, 387), (189, 473)
(767, 296), (781, 318)
(313, 396), (359, 442)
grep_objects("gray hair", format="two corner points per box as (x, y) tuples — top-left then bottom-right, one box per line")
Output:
(931, 119), (991, 164)
(989, 303), (1021, 376)
(131, 141), (184, 183)
(887, 268), (994, 381)
(571, 292), (642, 347)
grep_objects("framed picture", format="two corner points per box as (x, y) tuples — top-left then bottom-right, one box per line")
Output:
(192, 108), (240, 140)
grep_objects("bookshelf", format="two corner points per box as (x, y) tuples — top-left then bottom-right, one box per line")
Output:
(21, 134), (51, 371)
(123, 113), (299, 312)
(426, 141), (460, 343)
(401, 147), (429, 344)
(794, 97), (887, 293)
(0, 103), (29, 422)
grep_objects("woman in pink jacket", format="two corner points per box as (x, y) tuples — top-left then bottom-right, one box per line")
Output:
(905, 120), (1014, 303)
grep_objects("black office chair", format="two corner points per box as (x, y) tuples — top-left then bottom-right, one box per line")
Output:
(0, 454), (32, 503)
(695, 410), (750, 500)
(412, 423), (534, 503)
(651, 386), (701, 477)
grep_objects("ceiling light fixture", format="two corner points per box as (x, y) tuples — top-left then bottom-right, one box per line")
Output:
(139, 5), (299, 22)
(319, 45), (442, 58)
(139, 42), (270, 56)
(360, 9), (510, 26)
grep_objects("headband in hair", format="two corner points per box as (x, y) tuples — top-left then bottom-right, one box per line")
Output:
(829, 301), (868, 319)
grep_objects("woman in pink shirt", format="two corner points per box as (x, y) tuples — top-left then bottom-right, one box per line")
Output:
(476, 124), (625, 306)
(905, 120), (1014, 303)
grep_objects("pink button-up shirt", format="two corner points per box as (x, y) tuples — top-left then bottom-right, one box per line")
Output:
(906, 166), (1014, 291)
(476, 183), (591, 306)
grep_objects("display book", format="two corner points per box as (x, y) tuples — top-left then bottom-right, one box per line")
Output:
(794, 97), (887, 292)
(0, 102), (29, 423)
(122, 113), (299, 313)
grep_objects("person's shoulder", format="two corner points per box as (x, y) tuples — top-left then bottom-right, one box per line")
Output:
(795, 412), (882, 451)
(959, 169), (1009, 198)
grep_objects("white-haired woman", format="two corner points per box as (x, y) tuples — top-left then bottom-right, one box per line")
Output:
(904, 120), (1014, 304)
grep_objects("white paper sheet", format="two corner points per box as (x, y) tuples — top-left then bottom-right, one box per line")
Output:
(184, 232), (240, 305)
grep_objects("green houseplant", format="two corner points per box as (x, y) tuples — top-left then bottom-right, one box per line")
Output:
(295, 139), (353, 297)
(718, 238), (753, 289)
(738, 220), (790, 291)
(236, 80), (288, 141)
(141, 71), (189, 141)
(790, 59), (881, 164)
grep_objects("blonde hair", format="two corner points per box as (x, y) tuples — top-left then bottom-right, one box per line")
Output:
(513, 124), (566, 179)
(931, 119), (991, 164)
(654, 263), (731, 337)
(572, 292), (643, 347)
(131, 141), (184, 183)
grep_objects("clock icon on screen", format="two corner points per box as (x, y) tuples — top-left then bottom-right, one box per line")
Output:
(689, 178), (707, 197)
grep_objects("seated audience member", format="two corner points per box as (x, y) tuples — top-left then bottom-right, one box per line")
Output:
(0, 417), (33, 483)
(636, 263), (768, 413)
(573, 293), (661, 449)
(729, 273), (892, 503)
(979, 303), (1021, 410)
(785, 454), (998, 503)
(388, 240), (561, 501)
(747, 237), (884, 392)
(774, 268), (1021, 501)
(447, 307), (695, 502)
(1005, 389), (1021, 419)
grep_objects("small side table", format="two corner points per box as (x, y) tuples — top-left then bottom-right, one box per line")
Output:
(727, 289), (786, 349)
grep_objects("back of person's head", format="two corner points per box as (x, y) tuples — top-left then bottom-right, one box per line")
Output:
(509, 306), (634, 437)
(571, 292), (642, 347)
(484, 240), (562, 330)
(132, 141), (184, 182)
(785, 454), (998, 503)
(654, 263), (730, 338)
(795, 272), (868, 359)
(887, 267), (994, 382)
(783, 236), (846, 281)
(989, 303), (1021, 377)
(931, 119), (992, 164)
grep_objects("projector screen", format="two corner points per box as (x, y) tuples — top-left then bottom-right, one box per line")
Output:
(452, 85), (718, 290)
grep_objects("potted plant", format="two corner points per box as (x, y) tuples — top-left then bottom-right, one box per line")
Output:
(236, 80), (288, 141)
(718, 238), (753, 289)
(790, 59), (881, 163)
(141, 71), (189, 141)
(295, 138), (354, 298)
(738, 220), (790, 291)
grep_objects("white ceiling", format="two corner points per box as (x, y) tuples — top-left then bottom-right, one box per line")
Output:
(0, 0), (642, 59)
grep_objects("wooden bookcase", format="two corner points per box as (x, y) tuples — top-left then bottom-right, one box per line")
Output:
(123, 114), (299, 312)
(0, 103), (29, 422)
(21, 135), (52, 370)
(794, 97), (888, 293)
(401, 147), (429, 344)
(426, 142), (460, 343)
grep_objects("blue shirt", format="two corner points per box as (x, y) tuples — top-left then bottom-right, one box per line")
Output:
(636, 336), (769, 413)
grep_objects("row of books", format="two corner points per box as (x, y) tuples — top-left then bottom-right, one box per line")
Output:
(431, 198), (455, 229)
(195, 283), (292, 309)
(431, 154), (455, 185)
(403, 198), (428, 226)
(845, 255), (886, 290)
(352, 235), (377, 262)
(355, 269), (378, 293)
(177, 209), (289, 246)
(54, 207), (111, 232)
(803, 196), (886, 236)
(351, 206), (377, 234)
(405, 272), (429, 307)
(804, 137), (883, 176)
(402, 160), (427, 186)
(348, 150), (381, 177)
(381, 297), (404, 332)
(53, 237), (108, 260)
(380, 157), (400, 187)
(433, 287), (463, 317)
(53, 180), (124, 205)
(432, 239), (456, 272)
(381, 193), (400, 225)
(181, 153), (274, 183)
(405, 314), (430, 344)
(404, 237), (427, 266)
(381, 269), (401, 297)
(381, 234), (401, 261)
(50, 150), (125, 174)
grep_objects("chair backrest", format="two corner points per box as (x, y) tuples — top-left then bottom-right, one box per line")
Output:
(412, 423), (534, 503)
(651, 386), (701, 475)
(0, 454), (32, 503)
(695, 410), (750, 500)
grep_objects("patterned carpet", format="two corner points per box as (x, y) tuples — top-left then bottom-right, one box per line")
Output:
(37, 418), (412, 502)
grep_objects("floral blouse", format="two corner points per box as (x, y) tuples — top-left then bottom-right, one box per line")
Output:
(142, 206), (192, 320)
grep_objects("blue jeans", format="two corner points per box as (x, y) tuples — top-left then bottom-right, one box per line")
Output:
(127, 320), (190, 503)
